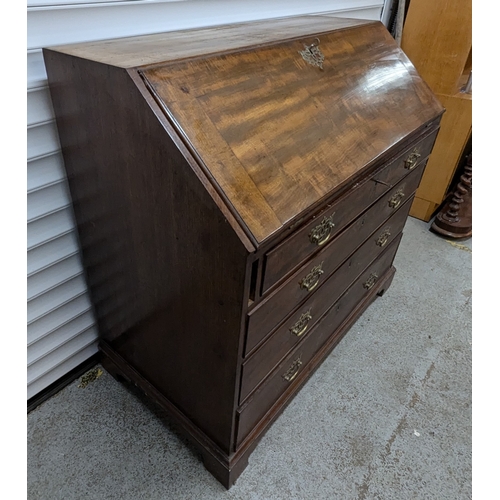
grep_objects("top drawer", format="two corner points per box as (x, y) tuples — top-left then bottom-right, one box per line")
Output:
(261, 127), (438, 294)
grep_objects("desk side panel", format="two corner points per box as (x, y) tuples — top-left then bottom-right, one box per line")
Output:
(43, 50), (249, 452)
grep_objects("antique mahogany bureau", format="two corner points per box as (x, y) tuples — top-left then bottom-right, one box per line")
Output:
(44, 16), (443, 488)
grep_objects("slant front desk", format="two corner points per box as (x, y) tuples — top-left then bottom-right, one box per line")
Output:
(44, 16), (444, 488)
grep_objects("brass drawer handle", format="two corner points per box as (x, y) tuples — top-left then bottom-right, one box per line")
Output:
(309, 214), (335, 246)
(388, 189), (405, 209)
(282, 356), (303, 382)
(404, 148), (421, 170)
(289, 309), (313, 337)
(363, 273), (379, 290)
(376, 228), (391, 247)
(299, 262), (324, 292)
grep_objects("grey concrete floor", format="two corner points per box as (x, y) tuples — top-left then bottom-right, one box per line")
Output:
(27, 217), (472, 500)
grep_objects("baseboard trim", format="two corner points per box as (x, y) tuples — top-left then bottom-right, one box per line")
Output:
(27, 353), (101, 413)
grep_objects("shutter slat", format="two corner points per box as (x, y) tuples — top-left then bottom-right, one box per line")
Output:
(27, 342), (99, 400)
(27, 86), (55, 127)
(27, 232), (80, 276)
(27, 181), (71, 222)
(28, 294), (93, 345)
(27, 49), (47, 89)
(28, 315), (96, 366)
(28, 327), (98, 384)
(28, 275), (88, 324)
(27, 208), (75, 250)
(28, 0), (128, 7)
(27, 152), (66, 192)
(27, 1), (383, 50)
(27, 121), (61, 160)
(28, 254), (84, 301)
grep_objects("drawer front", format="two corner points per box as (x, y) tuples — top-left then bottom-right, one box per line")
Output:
(262, 127), (438, 294)
(236, 234), (402, 446)
(246, 161), (425, 356)
(240, 202), (411, 402)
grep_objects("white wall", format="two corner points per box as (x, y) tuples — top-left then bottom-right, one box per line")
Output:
(27, 0), (385, 399)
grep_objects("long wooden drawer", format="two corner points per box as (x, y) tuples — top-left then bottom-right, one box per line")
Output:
(245, 161), (426, 356)
(240, 202), (411, 402)
(237, 234), (402, 446)
(261, 127), (438, 295)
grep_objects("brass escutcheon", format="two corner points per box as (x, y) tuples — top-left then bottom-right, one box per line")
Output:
(283, 356), (303, 382)
(299, 262), (324, 292)
(388, 189), (405, 209)
(404, 148), (421, 170)
(376, 228), (391, 247)
(309, 214), (335, 246)
(363, 273), (379, 290)
(289, 309), (313, 337)
(299, 38), (325, 70)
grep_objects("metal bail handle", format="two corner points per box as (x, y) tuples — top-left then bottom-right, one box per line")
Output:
(404, 148), (421, 170)
(376, 228), (391, 247)
(299, 263), (324, 292)
(282, 356), (303, 382)
(363, 273), (379, 290)
(388, 189), (405, 209)
(309, 214), (335, 246)
(289, 309), (313, 337)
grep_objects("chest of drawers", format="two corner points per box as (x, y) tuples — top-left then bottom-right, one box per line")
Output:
(44, 16), (443, 488)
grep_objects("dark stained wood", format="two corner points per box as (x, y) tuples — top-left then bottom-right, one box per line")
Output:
(261, 127), (439, 294)
(229, 266), (397, 484)
(43, 16), (443, 489)
(97, 344), (239, 489)
(241, 197), (414, 402)
(237, 236), (402, 446)
(48, 16), (373, 69)
(43, 51), (249, 451)
(143, 22), (443, 243)
(245, 163), (426, 354)
(431, 152), (472, 239)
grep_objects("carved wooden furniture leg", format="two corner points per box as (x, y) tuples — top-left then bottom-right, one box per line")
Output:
(431, 153), (472, 239)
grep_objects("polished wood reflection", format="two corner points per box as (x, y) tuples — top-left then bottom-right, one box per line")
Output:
(44, 16), (443, 489)
(144, 22), (442, 243)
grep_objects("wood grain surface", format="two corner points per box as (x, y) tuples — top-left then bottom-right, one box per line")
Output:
(43, 51), (249, 451)
(241, 197), (413, 402)
(401, 0), (471, 221)
(236, 235), (402, 445)
(47, 16), (372, 68)
(43, 15), (444, 488)
(413, 93), (471, 210)
(245, 174), (420, 358)
(261, 128), (438, 294)
(401, 0), (472, 96)
(143, 22), (443, 243)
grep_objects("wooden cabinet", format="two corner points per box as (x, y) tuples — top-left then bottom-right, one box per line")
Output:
(401, 0), (472, 221)
(44, 16), (443, 488)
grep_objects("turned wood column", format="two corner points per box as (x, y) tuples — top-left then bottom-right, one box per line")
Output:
(431, 153), (472, 239)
